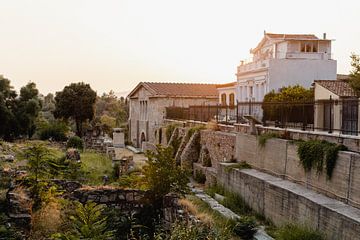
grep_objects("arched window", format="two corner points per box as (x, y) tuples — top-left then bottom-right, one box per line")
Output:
(229, 93), (235, 106)
(221, 93), (227, 106)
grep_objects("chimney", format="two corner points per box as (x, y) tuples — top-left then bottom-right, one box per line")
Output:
(323, 33), (327, 39)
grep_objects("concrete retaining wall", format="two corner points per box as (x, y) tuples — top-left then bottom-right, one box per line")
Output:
(236, 133), (360, 209)
(217, 165), (360, 240)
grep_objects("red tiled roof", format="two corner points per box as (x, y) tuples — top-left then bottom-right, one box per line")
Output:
(315, 80), (357, 97)
(216, 82), (237, 88)
(266, 33), (319, 40)
(128, 82), (218, 98)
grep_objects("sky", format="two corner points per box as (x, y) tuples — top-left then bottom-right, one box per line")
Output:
(0, 0), (359, 96)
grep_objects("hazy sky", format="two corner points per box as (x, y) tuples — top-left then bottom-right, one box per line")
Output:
(1, 0), (359, 95)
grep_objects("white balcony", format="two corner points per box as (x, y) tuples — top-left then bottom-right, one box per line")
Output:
(285, 52), (332, 60)
(237, 59), (270, 74)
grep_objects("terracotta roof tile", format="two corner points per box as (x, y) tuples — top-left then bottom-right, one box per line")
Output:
(142, 82), (218, 98)
(315, 80), (357, 97)
(266, 33), (319, 40)
(216, 82), (237, 88)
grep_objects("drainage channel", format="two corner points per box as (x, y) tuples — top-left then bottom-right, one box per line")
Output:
(192, 187), (273, 240)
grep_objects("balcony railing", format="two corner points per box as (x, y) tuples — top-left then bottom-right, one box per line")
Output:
(285, 52), (332, 60)
(237, 59), (269, 73)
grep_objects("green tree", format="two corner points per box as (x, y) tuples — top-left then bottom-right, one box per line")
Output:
(349, 53), (360, 95)
(54, 82), (97, 136)
(262, 85), (314, 125)
(52, 201), (113, 240)
(144, 145), (189, 203)
(15, 82), (42, 138)
(0, 76), (17, 140)
(23, 143), (58, 207)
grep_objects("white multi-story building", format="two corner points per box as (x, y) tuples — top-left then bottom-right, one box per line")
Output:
(236, 32), (337, 102)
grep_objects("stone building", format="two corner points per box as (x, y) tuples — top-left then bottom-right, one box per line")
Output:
(127, 82), (218, 148)
(236, 32), (337, 102)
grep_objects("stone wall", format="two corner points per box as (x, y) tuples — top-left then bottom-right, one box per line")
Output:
(200, 130), (236, 167)
(234, 123), (360, 153)
(217, 165), (360, 240)
(69, 187), (147, 210)
(236, 133), (360, 209)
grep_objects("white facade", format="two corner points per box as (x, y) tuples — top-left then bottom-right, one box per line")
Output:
(236, 33), (337, 102)
(216, 83), (237, 105)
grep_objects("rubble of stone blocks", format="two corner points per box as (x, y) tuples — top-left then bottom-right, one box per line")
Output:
(85, 136), (113, 153)
(106, 147), (116, 160)
(6, 186), (33, 235)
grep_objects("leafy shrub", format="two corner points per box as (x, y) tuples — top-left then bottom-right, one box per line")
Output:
(66, 136), (84, 150)
(275, 223), (324, 240)
(52, 201), (114, 240)
(194, 170), (206, 184)
(38, 121), (68, 141)
(233, 216), (257, 239)
(297, 140), (347, 179)
(164, 221), (229, 240)
(144, 145), (189, 201)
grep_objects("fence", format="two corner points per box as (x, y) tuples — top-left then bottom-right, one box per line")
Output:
(165, 98), (360, 136)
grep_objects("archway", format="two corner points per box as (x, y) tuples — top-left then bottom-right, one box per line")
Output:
(159, 128), (162, 144)
(140, 132), (146, 147)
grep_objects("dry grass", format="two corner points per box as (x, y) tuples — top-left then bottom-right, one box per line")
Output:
(12, 186), (32, 210)
(30, 200), (62, 240)
(178, 198), (213, 226)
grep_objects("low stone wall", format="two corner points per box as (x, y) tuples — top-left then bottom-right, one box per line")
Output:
(236, 133), (360, 209)
(69, 187), (147, 210)
(193, 163), (217, 186)
(217, 165), (360, 240)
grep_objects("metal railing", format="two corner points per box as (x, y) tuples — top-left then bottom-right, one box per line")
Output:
(165, 98), (360, 136)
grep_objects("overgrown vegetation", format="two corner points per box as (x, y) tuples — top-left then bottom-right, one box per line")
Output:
(186, 125), (205, 141)
(297, 140), (347, 179)
(274, 223), (325, 240)
(205, 184), (251, 216)
(144, 145), (189, 202)
(194, 170), (206, 184)
(258, 132), (281, 147)
(52, 201), (114, 240)
(66, 136), (84, 150)
(37, 121), (68, 141)
(349, 53), (360, 95)
(166, 124), (178, 143)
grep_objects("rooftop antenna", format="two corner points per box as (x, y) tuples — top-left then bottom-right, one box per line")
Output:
(264, 30), (266, 35)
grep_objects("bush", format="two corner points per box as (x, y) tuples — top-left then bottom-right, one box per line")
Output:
(275, 223), (324, 240)
(66, 136), (84, 150)
(297, 140), (347, 179)
(194, 170), (206, 184)
(38, 121), (68, 141)
(233, 216), (257, 239)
